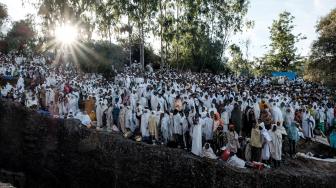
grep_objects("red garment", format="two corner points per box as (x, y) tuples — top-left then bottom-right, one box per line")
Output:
(64, 84), (72, 94)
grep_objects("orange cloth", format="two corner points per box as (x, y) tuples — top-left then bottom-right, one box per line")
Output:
(89, 111), (96, 121)
(85, 97), (95, 114)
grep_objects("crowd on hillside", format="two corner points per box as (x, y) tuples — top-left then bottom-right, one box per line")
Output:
(1, 51), (336, 169)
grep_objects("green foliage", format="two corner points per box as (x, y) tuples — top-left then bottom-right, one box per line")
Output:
(73, 41), (127, 78)
(5, 17), (36, 53)
(306, 8), (336, 85)
(0, 3), (8, 28)
(163, 0), (250, 73)
(261, 11), (305, 72)
(30, 0), (250, 73)
(118, 35), (160, 66)
(228, 44), (251, 76)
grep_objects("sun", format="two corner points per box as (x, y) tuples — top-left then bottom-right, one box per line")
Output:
(55, 24), (78, 45)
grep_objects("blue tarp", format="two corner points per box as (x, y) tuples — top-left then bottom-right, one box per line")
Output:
(271, 72), (297, 80)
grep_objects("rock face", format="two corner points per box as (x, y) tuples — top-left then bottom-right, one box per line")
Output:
(1, 99), (336, 188)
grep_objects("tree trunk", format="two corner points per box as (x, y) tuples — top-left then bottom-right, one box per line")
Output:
(140, 21), (145, 70)
(108, 26), (112, 47)
(160, 0), (164, 69)
(128, 14), (132, 66)
(176, 1), (179, 66)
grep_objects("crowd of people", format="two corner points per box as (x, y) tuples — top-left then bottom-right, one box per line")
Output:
(1, 51), (336, 169)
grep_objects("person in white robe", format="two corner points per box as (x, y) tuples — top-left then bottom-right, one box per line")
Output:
(157, 94), (166, 112)
(271, 103), (283, 126)
(16, 76), (25, 93)
(302, 110), (313, 140)
(105, 104), (114, 130)
(200, 143), (217, 159)
(204, 114), (214, 142)
(261, 123), (272, 163)
(96, 100), (104, 128)
(327, 106), (335, 128)
(173, 111), (183, 147)
(161, 112), (171, 144)
(150, 93), (159, 111)
(45, 88), (55, 107)
(125, 106), (136, 132)
(81, 111), (92, 127)
(140, 109), (150, 139)
(191, 116), (202, 156)
(221, 108), (230, 132)
(269, 124), (282, 168)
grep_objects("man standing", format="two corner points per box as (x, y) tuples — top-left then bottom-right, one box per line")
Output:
(148, 111), (158, 144)
(173, 110), (183, 148)
(204, 113), (214, 144)
(191, 116), (202, 156)
(287, 121), (299, 157)
(250, 122), (262, 162)
(269, 124), (282, 168)
(140, 109), (150, 142)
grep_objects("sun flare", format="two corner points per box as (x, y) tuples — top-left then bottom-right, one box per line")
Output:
(55, 24), (78, 45)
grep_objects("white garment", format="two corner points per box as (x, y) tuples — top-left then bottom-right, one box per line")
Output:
(271, 106), (283, 124)
(140, 112), (150, 137)
(191, 123), (202, 156)
(269, 129), (282, 160)
(221, 111), (230, 132)
(261, 129), (272, 160)
(161, 114), (171, 142)
(201, 146), (217, 159)
(204, 117), (214, 140)
(302, 112), (313, 139)
(227, 155), (246, 169)
(96, 103), (103, 127)
(327, 108), (334, 126)
(173, 113), (182, 135)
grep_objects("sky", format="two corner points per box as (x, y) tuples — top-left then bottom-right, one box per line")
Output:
(1, 0), (336, 59)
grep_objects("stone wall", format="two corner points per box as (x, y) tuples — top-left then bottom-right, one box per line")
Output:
(0, 100), (336, 188)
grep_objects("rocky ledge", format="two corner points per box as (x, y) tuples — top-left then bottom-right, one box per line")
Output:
(0, 99), (336, 188)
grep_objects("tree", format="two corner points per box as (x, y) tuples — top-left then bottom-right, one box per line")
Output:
(6, 17), (36, 53)
(0, 3), (8, 28)
(228, 44), (251, 76)
(306, 8), (336, 85)
(95, 0), (121, 45)
(263, 11), (305, 71)
(26, 0), (250, 73)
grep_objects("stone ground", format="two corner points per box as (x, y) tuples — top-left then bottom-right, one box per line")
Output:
(0, 182), (14, 188)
